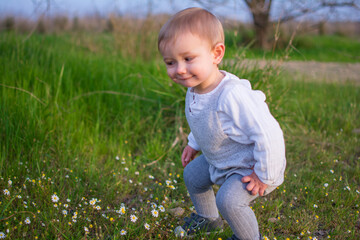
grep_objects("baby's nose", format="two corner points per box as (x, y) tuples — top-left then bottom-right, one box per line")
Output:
(176, 63), (186, 74)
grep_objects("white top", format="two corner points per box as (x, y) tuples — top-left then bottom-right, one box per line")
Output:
(187, 71), (286, 185)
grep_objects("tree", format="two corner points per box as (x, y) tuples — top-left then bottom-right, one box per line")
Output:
(194, 0), (360, 49)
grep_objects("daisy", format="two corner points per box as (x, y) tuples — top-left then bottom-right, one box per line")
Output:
(3, 189), (10, 195)
(84, 227), (89, 233)
(8, 180), (12, 186)
(159, 205), (165, 212)
(0, 232), (6, 239)
(62, 210), (68, 215)
(51, 194), (59, 203)
(130, 214), (138, 223)
(89, 198), (97, 206)
(144, 223), (150, 230)
(25, 217), (31, 224)
(95, 205), (101, 210)
(119, 206), (126, 215)
(151, 209), (159, 217)
(120, 229), (127, 235)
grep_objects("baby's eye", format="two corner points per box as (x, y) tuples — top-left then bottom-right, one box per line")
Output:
(184, 57), (194, 62)
(164, 60), (175, 66)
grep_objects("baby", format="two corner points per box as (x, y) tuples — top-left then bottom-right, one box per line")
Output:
(158, 7), (286, 240)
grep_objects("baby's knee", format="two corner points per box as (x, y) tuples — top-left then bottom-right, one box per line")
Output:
(216, 191), (247, 214)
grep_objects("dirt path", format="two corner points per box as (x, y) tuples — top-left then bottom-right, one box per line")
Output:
(243, 60), (360, 84)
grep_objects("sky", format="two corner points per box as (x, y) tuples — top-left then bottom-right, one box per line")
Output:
(1, 0), (359, 22)
(0, 0), (251, 21)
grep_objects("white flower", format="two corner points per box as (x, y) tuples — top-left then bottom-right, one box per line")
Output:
(8, 180), (12, 186)
(89, 198), (97, 206)
(62, 210), (68, 215)
(324, 183), (328, 188)
(130, 214), (138, 223)
(51, 194), (59, 203)
(151, 209), (159, 217)
(115, 156), (120, 160)
(120, 229), (127, 235)
(25, 217), (31, 224)
(144, 223), (150, 230)
(330, 170), (334, 174)
(149, 175), (154, 179)
(118, 206), (126, 215)
(3, 189), (10, 195)
(150, 202), (157, 209)
(158, 205), (165, 212)
(313, 204), (318, 208)
(0, 232), (6, 239)
(84, 227), (89, 233)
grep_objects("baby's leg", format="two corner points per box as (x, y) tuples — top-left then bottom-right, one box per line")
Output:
(183, 155), (219, 219)
(216, 174), (275, 240)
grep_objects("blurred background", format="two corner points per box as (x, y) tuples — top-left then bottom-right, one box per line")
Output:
(1, 0), (360, 51)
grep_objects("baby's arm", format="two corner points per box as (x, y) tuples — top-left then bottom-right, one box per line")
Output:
(242, 171), (268, 196)
(181, 145), (198, 168)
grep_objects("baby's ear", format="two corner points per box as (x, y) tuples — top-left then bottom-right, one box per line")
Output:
(212, 43), (225, 65)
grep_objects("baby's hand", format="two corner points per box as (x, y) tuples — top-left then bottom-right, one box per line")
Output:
(241, 171), (268, 196)
(181, 145), (198, 168)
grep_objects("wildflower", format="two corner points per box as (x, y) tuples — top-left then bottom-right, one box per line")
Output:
(144, 223), (150, 230)
(3, 189), (10, 195)
(62, 210), (68, 215)
(66, 199), (71, 202)
(89, 198), (97, 206)
(345, 186), (351, 191)
(330, 170), (334, 174)
(51, 194), (59, 203)
(0, 232), (6, 239)
(149, 175), (154, 179)
(152, 209), (159, 217)
(314, 204), (318, 208)
(324, 183), (328, 188)
(95, 205), (101, 210)
(119, 206), (126, 215)
(8, 180), (12, 186)
(159, 205), (165, 212)
(25, 217), (31, 224)
(124, 167), (129, 171)
(151, 202), (157, 209)
(120, 229), (127, 235)
(116, 156), (120, 160)
(84, 227), (89, 233)
(130, 214), (138, 223)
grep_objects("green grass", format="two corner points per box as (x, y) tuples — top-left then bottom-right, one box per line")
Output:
(0, 32), (359, 239)
(225, 32), (360, 63)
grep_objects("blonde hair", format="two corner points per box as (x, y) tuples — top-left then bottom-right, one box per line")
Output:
(158, 7), (224, 53)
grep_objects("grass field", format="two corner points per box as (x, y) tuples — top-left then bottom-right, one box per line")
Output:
(0, 32), (359, 239)
(225, 32), (360, 63)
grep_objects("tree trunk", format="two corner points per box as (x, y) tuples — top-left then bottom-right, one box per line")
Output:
(244, 0), (272, 49)
(252, 10), (270, 49)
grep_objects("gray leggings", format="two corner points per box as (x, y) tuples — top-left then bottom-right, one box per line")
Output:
(183, 155), (275, 240)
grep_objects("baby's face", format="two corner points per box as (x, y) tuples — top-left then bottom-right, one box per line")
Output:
(161, 32), (222, 93)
